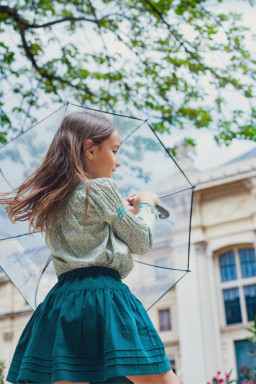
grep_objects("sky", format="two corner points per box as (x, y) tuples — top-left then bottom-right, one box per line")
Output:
(164, 127), (255, 171)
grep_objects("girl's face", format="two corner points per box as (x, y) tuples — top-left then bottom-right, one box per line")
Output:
(83, 128), (122, 179)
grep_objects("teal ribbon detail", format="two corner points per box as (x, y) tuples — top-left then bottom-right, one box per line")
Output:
(117, 205), (128, 219)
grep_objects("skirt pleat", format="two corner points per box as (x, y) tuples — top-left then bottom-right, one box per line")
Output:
(6, 266), (171, 384)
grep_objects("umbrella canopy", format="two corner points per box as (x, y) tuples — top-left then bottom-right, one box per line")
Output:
(0, 102), (195, 311)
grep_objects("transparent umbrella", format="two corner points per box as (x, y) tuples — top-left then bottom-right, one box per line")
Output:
(0, 102), (195, 311)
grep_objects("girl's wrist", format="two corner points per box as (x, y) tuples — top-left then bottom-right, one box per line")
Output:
(137, 200), (156, 207)
(138, 202), (159, 213)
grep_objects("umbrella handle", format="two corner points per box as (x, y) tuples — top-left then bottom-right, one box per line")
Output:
(156, 204), (169, 219)
(129, 201), (169, 219)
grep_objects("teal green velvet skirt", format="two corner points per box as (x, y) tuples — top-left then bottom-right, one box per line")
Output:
(6, 266), (171, 384)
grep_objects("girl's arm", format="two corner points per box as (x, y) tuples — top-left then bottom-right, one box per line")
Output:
(87, 178), (159, 254)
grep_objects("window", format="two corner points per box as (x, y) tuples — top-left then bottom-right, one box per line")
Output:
(219, 251), (237, 281)
(244, 284), (256, 321)
(239, 249), (256, 278)
(159, 309), (171, 331)
(219, 247), (256, 325)
(235, 339), (256, 381)
(223, 288), (242, 325)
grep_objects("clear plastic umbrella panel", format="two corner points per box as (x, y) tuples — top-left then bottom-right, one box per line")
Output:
(0, 102), (195, 311)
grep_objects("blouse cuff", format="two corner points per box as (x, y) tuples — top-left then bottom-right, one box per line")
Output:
(115, 202), (159, 220)
(138, 202), (159, 219)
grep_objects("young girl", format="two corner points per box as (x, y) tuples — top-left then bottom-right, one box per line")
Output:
(1, 111), (182, 384)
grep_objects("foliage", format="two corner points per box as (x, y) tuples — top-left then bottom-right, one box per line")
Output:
(206, 369), (255, 384)
(206, 316), (256, 384)
(206, 370), (237, 384)
(0, 0), (256, 148)
(239, 316), (256, 383)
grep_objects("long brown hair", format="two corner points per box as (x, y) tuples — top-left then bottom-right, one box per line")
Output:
(0, 111), (116, 233)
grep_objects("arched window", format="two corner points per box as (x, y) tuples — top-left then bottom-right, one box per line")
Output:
(219, 247), (256, 325)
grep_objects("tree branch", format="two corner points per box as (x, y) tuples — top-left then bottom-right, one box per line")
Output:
(0, 5), (27, 28)
(0, 5), (100, 29)
(30, 11), (129, 29)
(0, 5), (93, 96)
(143, 0), (244, 90)
(28, 16), (99, 29)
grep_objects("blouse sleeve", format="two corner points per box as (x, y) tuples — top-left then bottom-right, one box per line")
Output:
(87, 177), (159, 254)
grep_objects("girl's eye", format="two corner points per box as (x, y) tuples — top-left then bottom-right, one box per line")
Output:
(113, 150), (118, 154)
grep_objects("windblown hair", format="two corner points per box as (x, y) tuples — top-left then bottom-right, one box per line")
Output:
(0, 111), (116, 234)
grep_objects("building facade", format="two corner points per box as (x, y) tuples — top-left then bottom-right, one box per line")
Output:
(0, 148), (256, 383)
(150, 147), (256, 383)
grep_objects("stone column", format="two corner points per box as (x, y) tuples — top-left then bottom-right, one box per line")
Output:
(176, 240), (223, 384)
(250, 177), (256, 245)
(245, 176), (256, 249)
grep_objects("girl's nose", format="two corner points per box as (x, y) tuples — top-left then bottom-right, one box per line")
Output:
(116, 157), (121, 168)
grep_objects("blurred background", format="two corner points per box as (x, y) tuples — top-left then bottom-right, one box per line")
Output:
(0, 0), (256, 383)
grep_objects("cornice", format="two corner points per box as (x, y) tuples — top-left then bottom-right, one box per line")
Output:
(192, 166), (256, 191)
(199, 180), (248, 200)
(159, 154), (256, 196)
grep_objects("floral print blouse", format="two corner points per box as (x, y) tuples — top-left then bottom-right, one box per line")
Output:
(45, 177), (159, 279)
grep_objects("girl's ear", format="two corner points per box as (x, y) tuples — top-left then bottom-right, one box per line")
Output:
(83, 140), (95, 160)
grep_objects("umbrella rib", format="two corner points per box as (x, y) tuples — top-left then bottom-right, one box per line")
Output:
(187, 188), (194, 271)
(0, 168), (15, 190)
(146, 121), (196, 188)
(0, 104), (66, 149)
(69, 102), (145, 121)
(0, 266), (34, 310)
(121, 120), (148, 145)
(133, 259), (191, 273)
(35, 253), (52, 308)
(0, 232), (38, 241)
(160, 185), (195, 200)
(146, 271), (189, 311)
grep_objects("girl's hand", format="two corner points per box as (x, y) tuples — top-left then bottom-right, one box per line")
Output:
(133, 191), (159, 209)
(123, 194), (138, 215)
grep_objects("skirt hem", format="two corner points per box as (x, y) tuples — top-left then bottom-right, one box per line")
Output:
(7, 363), (172, 384)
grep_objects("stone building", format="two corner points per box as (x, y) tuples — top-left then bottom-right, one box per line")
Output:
(149, 146), (256, 383)
(0, 147), (256, 383)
